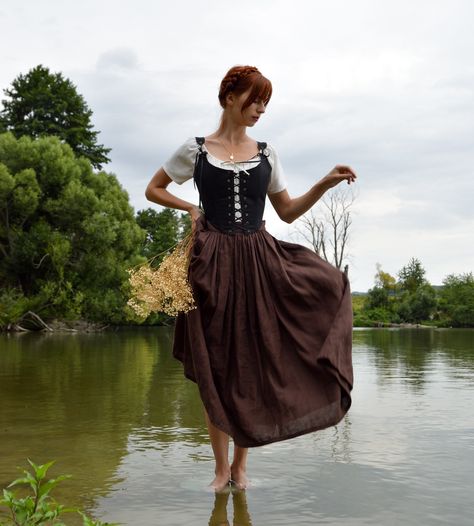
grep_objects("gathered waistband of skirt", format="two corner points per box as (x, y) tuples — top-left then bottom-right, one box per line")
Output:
(197, 214), (267, 236)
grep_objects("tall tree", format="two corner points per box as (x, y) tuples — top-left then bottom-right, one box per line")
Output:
(397, 257), (426, 293)
(0, 64), (111, 170)
(292, 186), (356, 273)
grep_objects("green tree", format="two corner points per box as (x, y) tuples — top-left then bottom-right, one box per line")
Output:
(393, 258), (437, 323)
(396, 283), (437, 323)
(365, 286), (390, 310)
(0, 64), (111, 170)
(438, 272), (474, 327)
(136, 207), (185, 264)
(397, 257), (426, 293)
(0, 131), (144, 324)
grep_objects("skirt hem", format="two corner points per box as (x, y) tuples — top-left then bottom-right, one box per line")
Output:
(174, 354), (350, 448)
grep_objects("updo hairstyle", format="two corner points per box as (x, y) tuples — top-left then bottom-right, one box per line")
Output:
(218, 65), (272, 114)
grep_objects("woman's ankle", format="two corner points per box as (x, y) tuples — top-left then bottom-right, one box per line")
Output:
(215, 465), (231, 476)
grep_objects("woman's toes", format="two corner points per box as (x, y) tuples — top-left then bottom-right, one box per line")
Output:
(208, 472), (231, 492)
(230, 468), (249, 489)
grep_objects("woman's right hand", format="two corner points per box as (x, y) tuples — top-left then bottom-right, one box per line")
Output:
(189, 206), (204, 233)
(323, 165), (357, 188)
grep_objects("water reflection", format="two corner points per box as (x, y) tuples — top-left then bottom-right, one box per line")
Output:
(209, 488), (253, 526)
(0, 327), (473, 525)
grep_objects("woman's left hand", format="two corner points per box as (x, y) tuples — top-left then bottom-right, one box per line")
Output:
(323, 165), (358, 188)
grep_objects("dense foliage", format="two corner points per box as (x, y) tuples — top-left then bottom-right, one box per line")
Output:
(354, 258), (473, 327)
(0, 131), (147, 326)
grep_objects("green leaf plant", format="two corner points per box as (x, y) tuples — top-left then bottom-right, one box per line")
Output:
(0, 459), (119, 526)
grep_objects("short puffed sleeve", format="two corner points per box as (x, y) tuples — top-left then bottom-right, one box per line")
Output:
(266, 143), (288, 194)
(162, 137), (199, 184)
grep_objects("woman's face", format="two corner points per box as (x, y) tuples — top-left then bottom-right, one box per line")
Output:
(228, 88), (266, 127)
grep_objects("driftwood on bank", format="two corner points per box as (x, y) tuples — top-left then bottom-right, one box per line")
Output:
(7, 311), (110, 333)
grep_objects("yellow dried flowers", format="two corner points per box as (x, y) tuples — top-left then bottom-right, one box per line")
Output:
(127, 230), (197, 318)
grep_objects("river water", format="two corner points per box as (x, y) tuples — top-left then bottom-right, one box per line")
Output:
(1, 327), (473, 525)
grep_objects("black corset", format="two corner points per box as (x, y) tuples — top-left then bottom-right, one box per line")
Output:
(192, 137), (272, 234)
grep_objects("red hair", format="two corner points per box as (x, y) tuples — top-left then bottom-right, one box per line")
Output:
(218, 65), (272, 113)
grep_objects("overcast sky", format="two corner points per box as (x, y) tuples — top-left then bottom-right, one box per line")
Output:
(1, 0), (473, 292)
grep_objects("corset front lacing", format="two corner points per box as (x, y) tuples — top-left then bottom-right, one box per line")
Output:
(193, 137), (271, 235)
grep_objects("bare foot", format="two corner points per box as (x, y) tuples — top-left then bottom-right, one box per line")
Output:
(230, 467), (250, 490)
(208, 469), (231, 492)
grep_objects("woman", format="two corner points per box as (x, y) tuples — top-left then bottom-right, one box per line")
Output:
(145, 65), (357, 493)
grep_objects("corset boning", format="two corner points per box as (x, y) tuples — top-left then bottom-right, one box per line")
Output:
(193, 152), (272, 234)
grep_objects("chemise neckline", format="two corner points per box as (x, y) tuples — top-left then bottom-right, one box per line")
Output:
(201, 140), (261, 164)
(203, 152), (262, 173)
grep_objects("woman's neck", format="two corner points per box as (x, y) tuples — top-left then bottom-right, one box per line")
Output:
(211, 115), (249, 145)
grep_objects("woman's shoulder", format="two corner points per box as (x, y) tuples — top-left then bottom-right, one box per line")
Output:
(169, 136), (202, 160)
(162, 137), (202, 184)
(182, 136), (201, 150)
(261, 141), (282, 163)
(164, 136), (201, 156)
(258, 140), (277, 152)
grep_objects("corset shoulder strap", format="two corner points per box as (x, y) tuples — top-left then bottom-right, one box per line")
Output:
(195, 136), (205, 152)
(194, 137), (206, 211)
(257, 141), (269, 157)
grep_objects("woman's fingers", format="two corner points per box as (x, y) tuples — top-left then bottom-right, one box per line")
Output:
(335, 165), (357, 178)
(334, 165), (358, 185)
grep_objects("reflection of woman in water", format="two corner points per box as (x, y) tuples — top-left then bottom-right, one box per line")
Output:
(145, 65), (357, 492)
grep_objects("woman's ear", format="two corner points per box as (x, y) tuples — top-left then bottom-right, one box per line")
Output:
(225, 92), (235, 107)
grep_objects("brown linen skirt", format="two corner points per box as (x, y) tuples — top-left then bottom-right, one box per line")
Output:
(172, 214), (353, 448)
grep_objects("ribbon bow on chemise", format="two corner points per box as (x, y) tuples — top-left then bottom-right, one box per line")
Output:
(219, 152), (264, 175)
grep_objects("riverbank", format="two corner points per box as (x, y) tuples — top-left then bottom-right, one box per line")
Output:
(363, 321), (436, 328)
(3, 311), (110, 333)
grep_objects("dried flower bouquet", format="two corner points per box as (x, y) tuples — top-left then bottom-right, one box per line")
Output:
(127, 230), (197, 318)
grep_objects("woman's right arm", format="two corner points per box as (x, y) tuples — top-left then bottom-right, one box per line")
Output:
(145, 167), (203, 223)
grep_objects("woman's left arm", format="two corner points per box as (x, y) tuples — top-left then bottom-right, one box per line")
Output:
(268, 165), (357, 224)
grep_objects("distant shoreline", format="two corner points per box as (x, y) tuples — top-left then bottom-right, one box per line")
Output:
(3, 316), (442, 333)
(361, 321), (435, 328)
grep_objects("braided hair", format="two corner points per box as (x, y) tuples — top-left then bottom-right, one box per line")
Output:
(218, 65), (272, 113)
